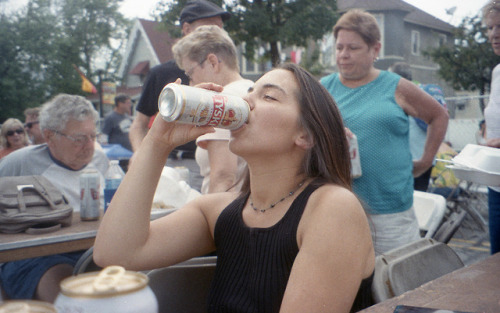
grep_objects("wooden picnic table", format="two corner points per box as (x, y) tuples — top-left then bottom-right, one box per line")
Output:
(359, 252), (500, 313)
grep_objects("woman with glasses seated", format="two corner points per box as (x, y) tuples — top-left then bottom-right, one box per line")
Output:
(0, 118), (29, 159)
(0, 94), (109, 303)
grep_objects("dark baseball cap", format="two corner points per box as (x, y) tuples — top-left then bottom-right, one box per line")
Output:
(179, 0), (231, 25)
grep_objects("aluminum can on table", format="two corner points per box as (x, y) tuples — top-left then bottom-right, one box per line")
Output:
(158, 83), (249, 130)
(79, 169), (101, 221)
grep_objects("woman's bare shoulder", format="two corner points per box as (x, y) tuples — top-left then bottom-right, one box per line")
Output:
(301, 184), (369, 236)
(192, 191), (242, 220)
(308, 184), (363, 214)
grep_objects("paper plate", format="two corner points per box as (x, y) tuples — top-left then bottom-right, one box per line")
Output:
(447, 165), (500, 187)
(452, 144), (500, 174)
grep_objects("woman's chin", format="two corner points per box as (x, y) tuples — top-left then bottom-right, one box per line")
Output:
(230, 123), (247, 136)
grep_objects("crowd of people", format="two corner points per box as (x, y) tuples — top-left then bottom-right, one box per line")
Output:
(1, 0), (499, 311)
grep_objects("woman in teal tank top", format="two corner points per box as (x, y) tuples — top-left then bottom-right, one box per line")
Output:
(320, 9), (449, 255)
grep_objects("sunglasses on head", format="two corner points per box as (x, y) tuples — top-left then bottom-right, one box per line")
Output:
(24, 121), (39, 129)
(6, 129), (24, 136)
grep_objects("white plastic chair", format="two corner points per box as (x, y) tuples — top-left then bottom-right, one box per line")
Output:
(413, 190), (447, 238)
(371, 238), (464, 303)
(146, 256), (217, 313)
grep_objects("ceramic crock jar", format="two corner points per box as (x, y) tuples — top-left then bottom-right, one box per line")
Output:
(0, 300), (57, 313)
(54, 265), (158, 313)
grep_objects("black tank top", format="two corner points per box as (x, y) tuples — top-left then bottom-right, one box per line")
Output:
(208, 182), (374, 313)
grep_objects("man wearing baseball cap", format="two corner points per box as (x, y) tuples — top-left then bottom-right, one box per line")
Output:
(129, 0), (230, 191)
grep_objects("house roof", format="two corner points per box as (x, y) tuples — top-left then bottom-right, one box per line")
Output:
(118, 19), (178, 79)
(139, 19), (178, 64)
(337, 0), (453, 33)
(129, 60), (150, 75)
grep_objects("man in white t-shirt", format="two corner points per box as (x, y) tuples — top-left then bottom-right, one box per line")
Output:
(172, 25), (253, 193)
(0, 94), (109, 302)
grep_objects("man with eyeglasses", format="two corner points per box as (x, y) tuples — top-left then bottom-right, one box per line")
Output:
(0, 94), (109, 303)
(23, 107), (45, 144)
(129, 0), (230, 191)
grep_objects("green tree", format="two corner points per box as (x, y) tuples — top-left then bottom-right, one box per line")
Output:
(155, 0), (338, 67)
(425, 14), (500, 112)
(0, 0), (130, 123)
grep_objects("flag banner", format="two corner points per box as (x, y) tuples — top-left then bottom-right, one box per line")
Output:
(73, 64), (97, 94)
(102, 82), (116, 105)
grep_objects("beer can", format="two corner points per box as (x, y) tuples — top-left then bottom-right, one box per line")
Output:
(349, 134), (362, 178)
(158, 83), (249, 130)
(80, 169), (101, 221)
(55, 266), (158, 313)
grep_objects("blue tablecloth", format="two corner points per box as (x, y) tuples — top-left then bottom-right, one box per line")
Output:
(102, 144), (133, 160)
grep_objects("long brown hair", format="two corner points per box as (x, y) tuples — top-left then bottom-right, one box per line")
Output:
(239, 63), (351, 193)
(283, 63), (351, 189)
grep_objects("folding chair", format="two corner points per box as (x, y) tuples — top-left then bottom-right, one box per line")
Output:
(413, 191), (447, 238)
(72, 246), (102, 275)
(372, 238), (464, 303)
(146, 256), (217, 313)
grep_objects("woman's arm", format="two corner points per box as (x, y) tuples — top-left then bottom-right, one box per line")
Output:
(94, 95), (219, 270)
(395, 80), (449, 177)
(280, 186), (375, 313)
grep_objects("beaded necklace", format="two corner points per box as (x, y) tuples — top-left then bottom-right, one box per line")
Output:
(249, 179), (306, 213)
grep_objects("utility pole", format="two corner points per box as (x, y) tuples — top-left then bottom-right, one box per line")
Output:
(97, 69), (104, 118)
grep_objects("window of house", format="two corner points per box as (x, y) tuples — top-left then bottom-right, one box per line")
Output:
(412, 30), (420, 55)
(438, 34), (447, 47)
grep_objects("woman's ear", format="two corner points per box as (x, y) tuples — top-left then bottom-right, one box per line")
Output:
(295, 130), (314, 150)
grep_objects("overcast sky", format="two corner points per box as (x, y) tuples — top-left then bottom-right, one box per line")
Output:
(1, 0), (491, 26)
(120, 0), (491, 26)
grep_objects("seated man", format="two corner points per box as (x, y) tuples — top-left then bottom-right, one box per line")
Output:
(0, 94), (109, 302)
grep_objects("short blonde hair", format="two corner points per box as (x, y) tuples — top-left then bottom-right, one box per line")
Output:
(333, 9), (381, 47)
(172, 25), (239, 72)
(1, 118), (29, 148)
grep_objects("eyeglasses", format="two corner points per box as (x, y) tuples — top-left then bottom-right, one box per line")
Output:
(25, 121), (39, 129)
(54, 130), (96, 146)
(184, 60), (206, 80)
(6, 129), (24, 136)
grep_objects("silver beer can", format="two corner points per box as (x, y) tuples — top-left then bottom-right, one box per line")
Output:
(80, 169), (101, 221)
(55, 266), (158, 313)
(158, 83), (249, 130)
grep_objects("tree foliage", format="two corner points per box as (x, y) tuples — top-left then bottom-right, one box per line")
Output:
(0, 0), (131, 123)
(155, 0), (338, 67)
(425, 14), (500, 98)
